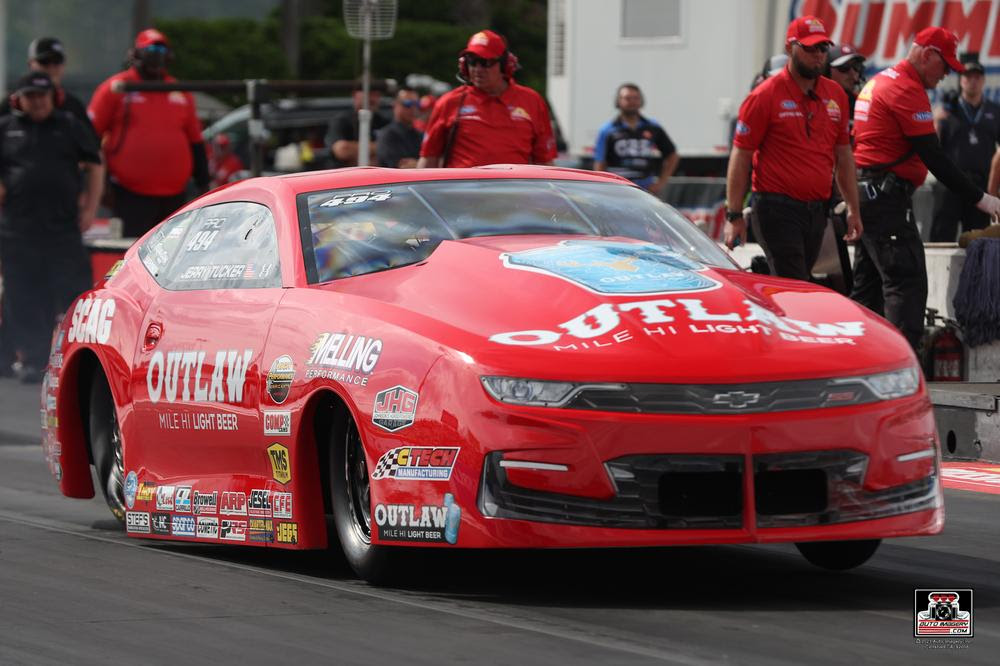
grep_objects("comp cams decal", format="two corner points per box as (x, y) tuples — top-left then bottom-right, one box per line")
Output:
(67, 297), (115, 344)
(266, 355), (294, 403)
(146, 348), (253, 405)
(372, 386), (418, 432)
(267, 443), (291, 484)
(371, 447), (459, 481)
(305, 332), (382, 385)
(374, 493), (461, 544)
(263, 410), (291, 436)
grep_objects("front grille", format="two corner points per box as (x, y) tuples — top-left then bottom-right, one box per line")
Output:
(565, 379), (883, 414)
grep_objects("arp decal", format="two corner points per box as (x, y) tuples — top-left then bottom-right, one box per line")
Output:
(501, 240), (721, 295)
(374, 493), (461, 544)
(145, 349), (253, 404)
(67, 297), (116, 344)
(372, 386), (418, 432)
(220, 491), (247, 515)
(267, 444), (291, 484)
(266, 355), (294, 404)
(220, 519), (247, 541)
(248, 489), (272, 517)
(193, 491), (218, 515)
(276, 522), (298, 544)
(305, 332), (382, 384)
(272, 492), (293, 519)
(263, 410), (291, 436)
(126, 511), (150, 534)
(371, 447), (459, 481)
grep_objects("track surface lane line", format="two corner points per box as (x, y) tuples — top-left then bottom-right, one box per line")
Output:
(0, 510), (714, 665)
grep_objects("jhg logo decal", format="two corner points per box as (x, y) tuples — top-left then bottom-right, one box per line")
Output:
(914, 589), (973, 637)
(267, 443), (291, 484)
(370, 447), (459, 481)
(372, 385), (418, 432)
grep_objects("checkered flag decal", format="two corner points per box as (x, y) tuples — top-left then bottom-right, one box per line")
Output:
(371, 448), (401, 479)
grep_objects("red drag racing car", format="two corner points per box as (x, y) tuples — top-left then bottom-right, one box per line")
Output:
(41, 166), (942, 582)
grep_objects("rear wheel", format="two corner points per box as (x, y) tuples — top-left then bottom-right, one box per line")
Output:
(329, 406), (398, 583)
(795, 539), (881, 570)
(88, 372), (126, 524)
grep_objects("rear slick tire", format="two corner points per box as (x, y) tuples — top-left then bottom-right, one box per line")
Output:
(88, 372), (126, 525)
(796, 539), (881, 570)
(328, 406), (398, 584)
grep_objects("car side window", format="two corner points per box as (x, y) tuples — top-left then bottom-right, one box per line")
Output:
(140, 202), (282, 290)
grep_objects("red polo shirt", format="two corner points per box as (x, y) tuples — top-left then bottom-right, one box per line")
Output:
(420, 81), (557, 167)
(733, 68), (850, 201)
(88, 68), (204, 196)
(853, 60), (934, 187)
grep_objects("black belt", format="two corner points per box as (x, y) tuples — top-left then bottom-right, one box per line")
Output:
(856, 169), (915, 202)
(754, 192), (828, 212)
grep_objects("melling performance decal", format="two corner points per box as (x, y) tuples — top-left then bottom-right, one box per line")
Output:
(305, 332), (382, 385)
(370, 447), (459, 481)
(500, 240), (720, 295)
(372, 385), (418, 432)
(375, 493), (461, 544)
(266, 355), (294, 404)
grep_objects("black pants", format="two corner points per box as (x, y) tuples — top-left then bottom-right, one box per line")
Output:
(929, 186), (990, 242)
(112, 182), (186, 239)
(751, 194), (828, 281)
(850, 191), (927, 350)
(0, 235), (92, 369)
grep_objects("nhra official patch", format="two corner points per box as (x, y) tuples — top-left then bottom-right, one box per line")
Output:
(371, 446), (459, 481)
(914, 590), (973, 636)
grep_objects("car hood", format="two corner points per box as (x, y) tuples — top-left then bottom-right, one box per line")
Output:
(319, 236), (915, 383)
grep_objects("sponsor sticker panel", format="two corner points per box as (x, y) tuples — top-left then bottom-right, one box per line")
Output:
(126, 511), (150, 534)
(374, 493), (461, 544)
(371, 447), (459, 481)
(372, 386), (418, 432)
(221, 519), (247, 541)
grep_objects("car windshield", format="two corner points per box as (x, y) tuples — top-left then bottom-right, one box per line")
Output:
(299, 179), (736, 282)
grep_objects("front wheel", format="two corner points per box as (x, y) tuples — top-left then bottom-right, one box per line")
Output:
(88, 372), (126, 524)
(795, 539), (881, 570)
(328, 406), (398, 583)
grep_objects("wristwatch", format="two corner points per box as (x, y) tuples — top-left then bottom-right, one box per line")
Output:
(725, 209), (744, 222)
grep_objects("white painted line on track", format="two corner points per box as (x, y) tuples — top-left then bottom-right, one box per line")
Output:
(0, 510), (714, 665)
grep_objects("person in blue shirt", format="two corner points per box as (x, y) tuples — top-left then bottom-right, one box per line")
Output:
(593, 83), (679, 197)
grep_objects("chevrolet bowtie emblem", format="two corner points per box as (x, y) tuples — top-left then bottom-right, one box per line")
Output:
(712, 391), (761, 409)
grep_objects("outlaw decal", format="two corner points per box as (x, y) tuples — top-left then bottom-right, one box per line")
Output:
(146, 349), (253, 404)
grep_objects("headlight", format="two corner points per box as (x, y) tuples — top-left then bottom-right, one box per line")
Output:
(480, 376), (627, 407)
(831, 365), (920, 400)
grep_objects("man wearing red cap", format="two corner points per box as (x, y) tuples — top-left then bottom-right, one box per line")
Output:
(725, 16), (862, 282)
(417, 30), (556, 168)
(853, 27), (1000, 349)
(88, 29), (209, 238)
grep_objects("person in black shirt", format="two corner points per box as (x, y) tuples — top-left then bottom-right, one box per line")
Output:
(0, 72), (103, 382)
(326, 80), (390, 168)
(376, 88), (423, 168)
(931, 54), (1000, 241)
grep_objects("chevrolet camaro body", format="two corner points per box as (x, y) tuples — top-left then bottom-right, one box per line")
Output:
(41, 166), (943, 578)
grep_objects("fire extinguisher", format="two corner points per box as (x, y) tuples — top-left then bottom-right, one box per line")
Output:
(930, 323), (964, 382)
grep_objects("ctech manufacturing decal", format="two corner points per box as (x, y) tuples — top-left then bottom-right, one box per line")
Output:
(371, 447), (459, 481)
(375, 493), (461, 544)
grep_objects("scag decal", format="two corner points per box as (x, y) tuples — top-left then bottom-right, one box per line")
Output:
(220, 491), (247, 515)
(266, 355), (294, 403)
(221, 519), (247, 541)
(372, 386), (418, 432)
(263, 410), (291, 436)
(267, 444), (291, 484)
(67, 297), (116, 344)
(126, 511), (150, 534)
(374, 493), (460, 544)
(319, 190), (392, 207)
(371, 447), (459, 481)
(305, 332), (382, 384)
(146, 349), (253, 404)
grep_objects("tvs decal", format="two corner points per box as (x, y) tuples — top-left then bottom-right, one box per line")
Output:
(276, 522), (298, 544)
(135, 482), (156, 503)
(305, 332), (382, 384)
(267, 443), (291, 484)
(171, 515), (196, 537)
(914, 589), (973, 636)
(372, 386), (419, 432)
(263, 410), (291, 436)
(124, 471), (138, 509)
(157, 410), (238, 431)
(175, 486), (193, 513)
(145, 348), (253, 404)
(374, 493), (461, 544)
(155, 485), (176, 511)
(220, 519), (247, 541)
(500, 241), (721, 295)
(371, 447), (460, 481)
(151, 512), (171, 535)
(248, 489), (272, 517)
(490, 297), (866, 349)
(266, 355), (294, 404)
(126, 511), (150, 534)
(249, 518), (274, 542)
(67, 297), (116, 344)
(193, 491), (218, 515)
(272, 492), (293, 519)
(196, 516), (220, 539)
(220, 491), (247, 515)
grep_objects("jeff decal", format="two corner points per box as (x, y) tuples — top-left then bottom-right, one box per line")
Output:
(375, 493), (461, 544)
(371, 447), (459, 481)
(372, 386), (418, 432)
(267, 444), (291, 484)
(266, 355), (294, 403)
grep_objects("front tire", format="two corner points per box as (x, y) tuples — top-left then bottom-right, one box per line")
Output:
(88, 372), (126, 524)
(795, 539), (881, 570)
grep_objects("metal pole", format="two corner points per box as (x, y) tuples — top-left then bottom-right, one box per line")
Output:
(247, 79), (264, 177)
(357, 2), (373, 167)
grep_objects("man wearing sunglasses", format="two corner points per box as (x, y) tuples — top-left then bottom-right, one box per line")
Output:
(418, 30), (556, 168)
(824, 44), (866, 129)
(853, 27), (1000, 350)
(725, 16), (862, 284)
(88, 28), (209, 238)
(376, 89), (423, 168)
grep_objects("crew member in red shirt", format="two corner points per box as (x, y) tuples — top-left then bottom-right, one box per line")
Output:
(724, 16), (862, 281)
(88, 29), (209, 238)
(852, 27), (1000, 349)
(417, 30), (556, 168)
